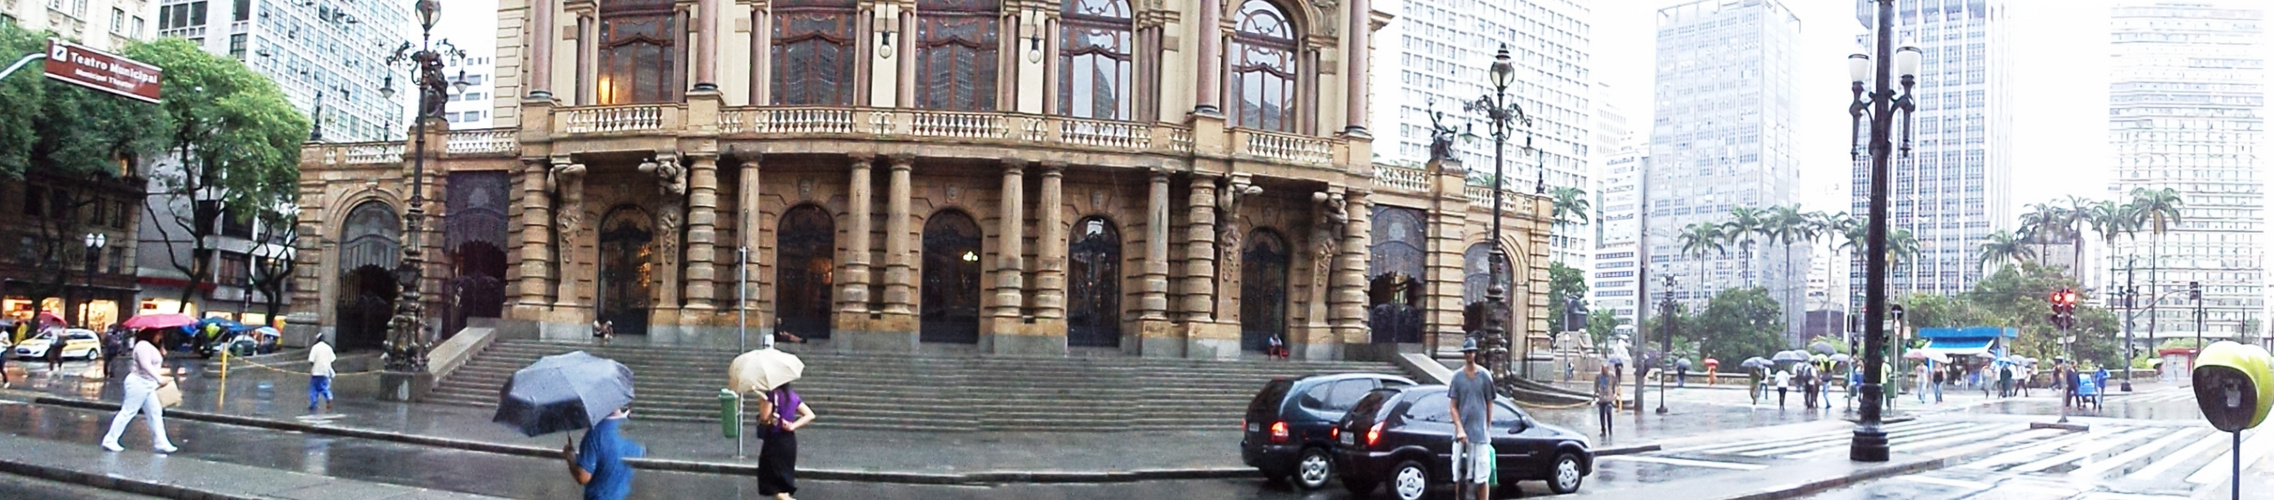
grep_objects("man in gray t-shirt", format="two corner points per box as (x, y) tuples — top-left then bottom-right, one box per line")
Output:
(1448, 338), (1495, 499)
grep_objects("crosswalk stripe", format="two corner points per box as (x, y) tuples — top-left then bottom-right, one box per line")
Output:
(1925, 428), (2070, 460)
(1736, 422), (1968, 457)
(2186, 428), (2274, 484)
(2008, 428), (2160, 474)
(1597, 455), (1768, 471)
(1787, 424), (2020, 460)
(2070, 427), (2205, 479)
(1897, 475), (1992, 490)
(2126, 430), (2227, 481)
(1673, 420), (1935, 455)
(1961, 431), (2105, 470)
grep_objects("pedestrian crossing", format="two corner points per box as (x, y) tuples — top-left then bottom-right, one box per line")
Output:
(2117, 390), (2200, 406)
(1642, 418), (2271, 488)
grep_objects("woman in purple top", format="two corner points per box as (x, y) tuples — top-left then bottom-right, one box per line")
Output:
(757, 384), (817, 500)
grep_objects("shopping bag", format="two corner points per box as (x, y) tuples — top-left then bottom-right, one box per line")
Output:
(155, 380), (183, 408)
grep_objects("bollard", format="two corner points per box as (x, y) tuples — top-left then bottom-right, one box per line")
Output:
(719, 389), (744, 457)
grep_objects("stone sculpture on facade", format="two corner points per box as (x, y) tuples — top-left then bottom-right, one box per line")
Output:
(1217, 176), (1261, 273)
(641, 156), (689, 306)
(547, 162), (587, 305)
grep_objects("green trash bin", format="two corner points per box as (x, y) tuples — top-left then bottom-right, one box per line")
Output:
(719, 389), (741, 439)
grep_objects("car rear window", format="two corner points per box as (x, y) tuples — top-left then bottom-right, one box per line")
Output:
(1346, 389), (1395, 424)
(1248, 379), (1294, 418)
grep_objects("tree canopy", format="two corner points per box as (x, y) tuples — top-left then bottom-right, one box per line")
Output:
(0, 24), (171, 179)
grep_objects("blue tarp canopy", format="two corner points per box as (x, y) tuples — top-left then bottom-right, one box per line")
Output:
(1914, 338), (1995, 358)
(1917, 326), (2018, 340)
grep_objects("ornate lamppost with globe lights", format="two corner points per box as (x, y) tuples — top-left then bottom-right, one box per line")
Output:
(375, 0), (469, 375)
(1847, 0), (1923, 463)
(1464, 44), (1542, 382)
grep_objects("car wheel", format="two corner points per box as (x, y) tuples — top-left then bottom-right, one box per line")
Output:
(1548, 452), (1584, 494)
(85, 348), (100, 361)
(1294, 447), (1334, 490)
(1391, 459), (1431, 500)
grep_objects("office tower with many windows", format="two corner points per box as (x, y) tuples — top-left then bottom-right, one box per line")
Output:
(1646, 0), (1809, 344)
(1593, 136), (1645, 328)
(156, 0), (412, 142)
(1846, 0), (2013, 304)
(2106, 1), (2264, 341)
(3, 0), (159, 50)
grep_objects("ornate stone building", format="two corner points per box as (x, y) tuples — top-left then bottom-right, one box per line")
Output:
(286, 0), (1554, 361)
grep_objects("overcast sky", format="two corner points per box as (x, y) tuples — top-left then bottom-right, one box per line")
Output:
(1589, 0), (2268, 218)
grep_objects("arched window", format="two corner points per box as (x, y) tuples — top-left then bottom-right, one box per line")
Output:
(1059, 0), (1131, 120)
(1229, 0), (1297, 132)
(775, 205), (836, 340)
(917, 0), (1000, 111)
(1067, 216), (1122, 347)
(772, 0), (859, 105)
(598, 0), (680, 104)
(921, 210), (984, 343)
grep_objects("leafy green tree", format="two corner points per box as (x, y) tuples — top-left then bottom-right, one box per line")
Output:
(1584, 309), (1619, 349)
(1677, 287), (1787, 363)
(123, 37), (311, 312)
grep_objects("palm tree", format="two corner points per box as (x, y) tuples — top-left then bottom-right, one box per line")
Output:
(1678, 222), (1728, 304)
(2016, 202), (2067, 264)
(1550, 187), (1591, 228)
(1887, 228), (1921, 268)
(2130, 186), (2184, 350)
(2061, 195), (2094, 280)
(1975, 230), (2036, 272)
(1723, 206), (1769, 286)
(1763, 205), (1811, 340)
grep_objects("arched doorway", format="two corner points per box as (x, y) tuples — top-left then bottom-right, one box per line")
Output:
(775, 205), (835, 341)
(1368, 207), (1426, 344)
(921, 210), (983, 344)
(597, 206), (655, 336)
(1240, 229), (1290, 352)
(1462, 242), (1515, 333)
(1067, 216), (1121, 347)
(334, 201), (400, 351)
(446, 242), (508, 337)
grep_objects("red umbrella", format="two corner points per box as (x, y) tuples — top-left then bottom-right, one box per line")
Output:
(37, 311), (65, 326)
(120, 313), (198, 330)
(1703, 358), (1720, 366)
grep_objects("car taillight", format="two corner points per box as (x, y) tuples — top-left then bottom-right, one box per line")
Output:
(1270, 421), (1290, 443)
(1331, 427), (1340, 440)
(1366, 421), (1384, 447)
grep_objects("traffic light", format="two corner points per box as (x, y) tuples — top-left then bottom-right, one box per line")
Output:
(2047, 288), (2079, 330)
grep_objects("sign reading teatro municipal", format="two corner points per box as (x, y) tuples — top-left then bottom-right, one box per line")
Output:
(43, 39), (162, 103)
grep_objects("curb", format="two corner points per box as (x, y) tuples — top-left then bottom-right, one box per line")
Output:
(0, 455), (260, 500)
(29, 396), (1262, 485)
(1595, 444), (1660, 456)
(1715, 454), (1955, 500)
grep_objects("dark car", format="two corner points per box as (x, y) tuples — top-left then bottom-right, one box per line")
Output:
(1241, 373), (1417, 489)
(1335, 385), (1594, 499)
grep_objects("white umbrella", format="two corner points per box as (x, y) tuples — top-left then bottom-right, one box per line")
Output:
(728, 348), (805, 395)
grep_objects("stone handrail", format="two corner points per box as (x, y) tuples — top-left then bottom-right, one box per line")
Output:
(560, 104), (672, 134)
(344, 143), (404, 164)
(1058, 117), (1152, 150)
(906, 110), (1011, 139)
(1373, 164), (1430, 193)
(723, 107), (856, 135)
(445, 129), (517, 155)
(1237, 129), (1334, 166)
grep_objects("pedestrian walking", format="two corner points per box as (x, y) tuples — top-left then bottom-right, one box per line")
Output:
(1819, 367), (1834, 409)
(1846, 368), (1862, 411)
(1796, 363), (1816, 409)
(1747, 367), (1763, 406)
(1774, 369), (1792, 409)
(1914, 363), (1929, 404)
(1594, 365), (1615, 437)
(1675, 361), (1688, 388)
(563, 406), (644, 500)
(307, 337), (337, 412)
(43, 327), (67, 373)
(1998, 364), (2014, 398)
(2065, 363), (2084, 408)
(101, 326), (125, 378)
(1448, 338), (1496, 500)
(99, 329), (177, 454)
(2092, 367), (2110, 409)
(1931, 366), (1945, 403)
(756, 383), (816, 500)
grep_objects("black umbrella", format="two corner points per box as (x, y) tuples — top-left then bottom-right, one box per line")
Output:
(493, 351), (635, 437)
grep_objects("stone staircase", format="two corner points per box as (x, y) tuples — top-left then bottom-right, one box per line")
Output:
(429, 339), (1405, 432)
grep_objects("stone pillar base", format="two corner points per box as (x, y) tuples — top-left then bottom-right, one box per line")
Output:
(983, 317), (1067, 356)
(1129, 319), (1182, 357)
(835, 314), (919, 352)
(377, 371), (435, 402)
(1181, 322), (1241, 360)
(1291, 341), (1342, 361)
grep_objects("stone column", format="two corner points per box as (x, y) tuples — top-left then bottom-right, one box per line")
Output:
(1182, 176), (1217, 322)
(1193, 0), (1223, 115)
(1333, 191), (1371, 347)
(528, 0), (556, 99)
(1034, 162), (1068, 321)
(693, 0), (720, 91)
(882, 155), (915, 316)
(1140, 168), (1170, 320)
(841, 155), (874, 315)
(749, 3), (772, 105)
(995, 160), (1026, 319)
(576, 13), (595, 103)
(1342, 0), (1368, 135)
(684, 154), (720, 310)
(516, 160), (555, 309)
(550, 162), (588, 307)
(738, 155), (762, 318)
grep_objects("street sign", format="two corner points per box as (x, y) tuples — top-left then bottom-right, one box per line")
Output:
(42, 39), (161, 103)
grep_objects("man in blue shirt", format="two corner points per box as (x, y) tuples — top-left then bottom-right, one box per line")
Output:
(1448, 338), (1495, 500)
(564, 407), (645, 500)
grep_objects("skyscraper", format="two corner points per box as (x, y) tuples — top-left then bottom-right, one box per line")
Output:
(2106, 1), (2264, 342)
(1646, 0), (1807, 344)
(157, 0), (413, 142)
(1846, 0), (2014, 304)
(3, 0), (158, 51)
(1593, 136), (1646, 327)
(1374, 0), (1593, 267)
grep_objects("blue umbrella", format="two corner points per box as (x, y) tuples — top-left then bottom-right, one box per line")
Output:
(1772, 350), (1811, 363)
(492, 351), (636, 437)
(1741, 357), (1773, 369)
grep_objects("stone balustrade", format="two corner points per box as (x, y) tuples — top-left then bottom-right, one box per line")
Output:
(559, 104), (673, 134)
(1237, 129), (1334, 166)
(1372, 164), (1430, 193)
(344, 143), (405, 164)
(444, 129), (518, 155)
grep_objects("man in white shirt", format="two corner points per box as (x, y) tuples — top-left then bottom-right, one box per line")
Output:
(308, 337), (336, 412)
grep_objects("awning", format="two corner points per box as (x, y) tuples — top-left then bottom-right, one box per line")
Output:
(1913, 338), (1995, 359)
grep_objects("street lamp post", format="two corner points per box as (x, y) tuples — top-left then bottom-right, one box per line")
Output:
(2192, 281), (2204, 355)
(2122, 256), (2136, 392)
(1466, 45), (1529, 382)
(376, 0), (469, 374)
(79, 233), (107, 326)
(1845, 0), (1922, 463)
(1657, 274), (1675, 415)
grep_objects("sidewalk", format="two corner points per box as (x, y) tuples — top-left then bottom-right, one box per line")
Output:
(0, 430), (504, 500)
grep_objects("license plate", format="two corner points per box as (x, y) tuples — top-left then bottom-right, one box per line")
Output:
(1247, 423), (1260, 432)
(1339, 433), (1354, 445)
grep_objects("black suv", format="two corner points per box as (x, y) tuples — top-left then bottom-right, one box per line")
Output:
(1241, 373), (1416, 489)
(1335, 385), (1594, 499)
